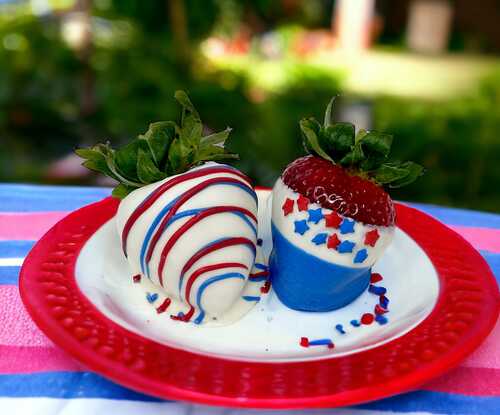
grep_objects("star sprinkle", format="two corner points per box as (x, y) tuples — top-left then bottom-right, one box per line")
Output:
(365, 229), (380, 247)
(311, 233), (328, 245)
(327, 233), (341, 249)
(294, 220), (310, 235)
(370, 272), (383, 283)
(146, 292), (158, 303)
(337, 240), (355, 253)
(324, 212), (343, 228)
(353, 249), (368, 264)
(339, 218), (355, 234)
(297, 194), (310, 211)
(307, 208), (323, 224)
(282, 198), (294, 216)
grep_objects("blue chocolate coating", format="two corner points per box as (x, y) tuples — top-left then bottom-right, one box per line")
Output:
(269, 223), (371, 312)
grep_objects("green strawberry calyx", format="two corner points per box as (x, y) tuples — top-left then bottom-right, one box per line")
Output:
(75, 91), (238, 199)
(300, 97), (424, 188)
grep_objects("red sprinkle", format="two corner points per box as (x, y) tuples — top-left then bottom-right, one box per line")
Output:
(132, 274), (141, 283)
(300, 337), (309, 347)
(282, 198), (294, 216)
(374, 304), (388, 315)
(328, 343), (335, 349)
(297, 195), (310, 211)
(324, 212), (343, 228)
(156, 298), (171, 314)
(327, 234), (341, 250)
(361, 313), (375, 325)
(260, 281), (271, 294)
(365, 229), (380, 247)
(370, 273), (383, 283)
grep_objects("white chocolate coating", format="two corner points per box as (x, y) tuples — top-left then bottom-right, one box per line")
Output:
(116, 162), (260, 325)
(272, 178), (394, 268)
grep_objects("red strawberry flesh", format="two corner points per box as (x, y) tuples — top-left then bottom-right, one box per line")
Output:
(282, 155), (395, 226)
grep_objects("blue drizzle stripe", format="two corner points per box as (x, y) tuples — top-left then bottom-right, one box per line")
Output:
(194, 272), (245, 324)
(248, 275), (268, 282)
(140, 180), (257, 276)
(254, 263), (268, 270)
(242, 295), (260, 302)
(0, 240), (35, 258)
(0, 266), (20, 285)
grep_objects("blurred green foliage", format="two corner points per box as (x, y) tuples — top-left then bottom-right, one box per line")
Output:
(0, 0), (499, 212)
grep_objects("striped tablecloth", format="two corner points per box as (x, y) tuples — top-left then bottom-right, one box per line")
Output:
(1, 183), (499, 415)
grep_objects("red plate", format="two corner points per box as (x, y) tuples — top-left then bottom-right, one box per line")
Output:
(20, 196), (499, 409)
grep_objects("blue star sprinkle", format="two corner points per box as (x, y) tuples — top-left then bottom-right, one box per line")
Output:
(375, 314), (388, 325)
(294, 220), (310, 235)
(368, 285), (387, 296)
(146, 292), (158, 303)
(311, 233), (328, 245)
(307, 208), (324, 224)
(353, 248), (368, 263)
(380, 296), (389, 309)
(339, 218), (355, 234)
(337, 240), (355, 253)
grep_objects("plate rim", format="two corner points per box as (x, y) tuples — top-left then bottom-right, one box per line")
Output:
(20, 193), (500, 409)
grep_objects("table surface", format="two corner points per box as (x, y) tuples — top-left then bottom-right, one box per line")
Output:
(1, 183), (499, 415)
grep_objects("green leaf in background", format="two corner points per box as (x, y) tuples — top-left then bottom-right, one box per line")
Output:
(300, 118), (333, 162)
(137, 148), (168, 183)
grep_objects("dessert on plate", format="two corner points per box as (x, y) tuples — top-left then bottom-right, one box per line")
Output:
(77, 92), (423, 330)
(77, 91), (263, 325)
(270, 98), (423, 312)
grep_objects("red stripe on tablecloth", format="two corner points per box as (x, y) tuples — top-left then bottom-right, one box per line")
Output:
(449, 225), (500, 253)
(424, 366), (500, 396)
(0, 345), (82, 374)
(0, 212), (68, 241)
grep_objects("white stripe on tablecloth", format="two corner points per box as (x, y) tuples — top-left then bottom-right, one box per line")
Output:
(0, 258), (24, 266)
(0, 398), (433, 415)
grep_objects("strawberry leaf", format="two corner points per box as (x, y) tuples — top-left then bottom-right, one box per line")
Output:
(112, 183), (135, 199)
(320, 122), (355, 161)
(387, 162), (425, 188)
(300, 118), (333, 162)
(200, 127), (232, 147)
(359, 131), (393, 171)
(138, 121), (176, 167)
(137, 148), (168, 183)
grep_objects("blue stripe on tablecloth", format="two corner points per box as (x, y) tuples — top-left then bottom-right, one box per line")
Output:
(357, 390), (500, 413)
(1, 372), (500, 413)
(0, 184), (111, 212)
(409, 202), (500, 229)
(0, 241), (34, 258)
(0, 266), (20, 285)
(481, 250), (500, 283)
(0, 372), (161, 401)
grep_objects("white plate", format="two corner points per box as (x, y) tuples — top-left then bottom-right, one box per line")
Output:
(76, 190), (439, 362)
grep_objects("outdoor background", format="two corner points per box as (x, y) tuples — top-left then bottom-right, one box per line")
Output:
(0, 0), (499, 212)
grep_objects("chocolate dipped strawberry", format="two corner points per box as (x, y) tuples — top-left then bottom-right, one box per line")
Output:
(270, 98), (423, 312)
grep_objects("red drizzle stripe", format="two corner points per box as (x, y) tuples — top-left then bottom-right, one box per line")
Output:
(121, 166), (253, 256)
(177, 262), (248, 322)
(249, 271), (270, 280)
(157, 207), (256, 287)
(145, 176), (256, 266)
